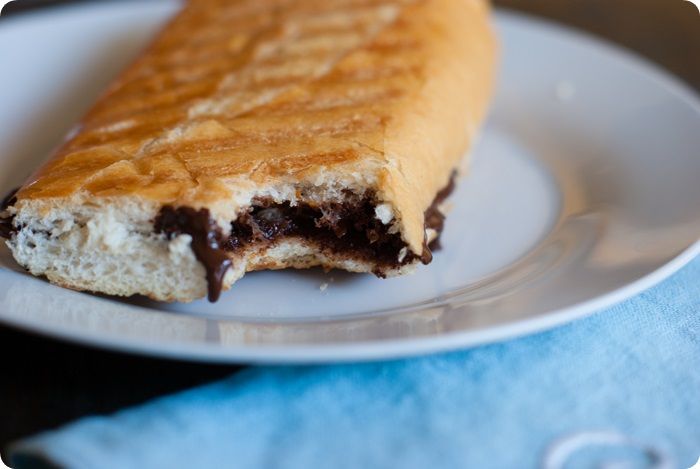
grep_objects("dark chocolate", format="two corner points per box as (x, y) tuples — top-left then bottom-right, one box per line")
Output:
(226, 173), (456, 274)
(226, 196), (421, 272)
(154, 206), (232, 302)
(0, 187), (19, 240)
(423, 172), (456, 252)
(153, 174), (456, 302)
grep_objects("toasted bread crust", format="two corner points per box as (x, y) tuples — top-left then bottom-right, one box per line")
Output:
(16, 0), (495, 253)
(6, 0), (496, 301)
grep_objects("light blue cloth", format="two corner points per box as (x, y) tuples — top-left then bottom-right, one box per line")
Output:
(10, 257), (700, 469)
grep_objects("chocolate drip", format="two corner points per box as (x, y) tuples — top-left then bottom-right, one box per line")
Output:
(154, 207), (232, 302)
(0, 187), (19, 240)
(423, 172), (456, 252)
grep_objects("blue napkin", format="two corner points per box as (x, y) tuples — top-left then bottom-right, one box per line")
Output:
(10, 256), (700, 469)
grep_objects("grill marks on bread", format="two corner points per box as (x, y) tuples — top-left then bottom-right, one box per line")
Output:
(21, 0), (428, 199)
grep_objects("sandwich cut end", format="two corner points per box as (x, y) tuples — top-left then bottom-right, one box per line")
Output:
(1, 174), (454, 303)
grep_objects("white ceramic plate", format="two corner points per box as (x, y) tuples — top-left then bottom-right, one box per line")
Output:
(1, 1), (699, 363)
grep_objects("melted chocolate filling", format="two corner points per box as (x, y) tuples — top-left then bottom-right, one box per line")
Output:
(2, 177), (454, 302)
(156, 175), (455, 302)
(227, 174), (456, 266)
(225, 195), (428, 272)
(423, 174), (455, 252)
(0, 188), (19, 240)
(154, 207), (232, 302)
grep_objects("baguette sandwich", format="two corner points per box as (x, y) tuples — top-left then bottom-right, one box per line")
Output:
(0, 0), (496, 302)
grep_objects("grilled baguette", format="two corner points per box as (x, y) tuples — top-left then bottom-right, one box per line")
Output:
(1, 0), (496, 302)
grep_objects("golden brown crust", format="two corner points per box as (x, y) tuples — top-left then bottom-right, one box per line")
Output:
(16, 0), (495, 254)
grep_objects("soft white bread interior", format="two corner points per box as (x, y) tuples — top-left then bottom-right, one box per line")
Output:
(7, 196), (207, 302)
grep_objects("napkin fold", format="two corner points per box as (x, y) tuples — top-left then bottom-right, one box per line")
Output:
(10, 257), (700, 469)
